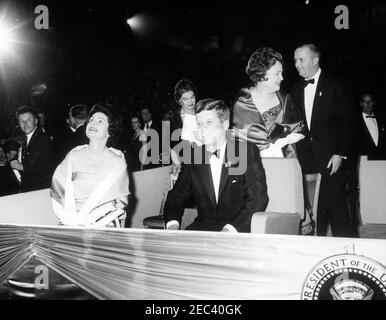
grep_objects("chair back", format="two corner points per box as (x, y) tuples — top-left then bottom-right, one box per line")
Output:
(251, 158), (305, 235)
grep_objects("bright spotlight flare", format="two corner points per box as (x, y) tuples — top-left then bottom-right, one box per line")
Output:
(0, 20), (16, 57)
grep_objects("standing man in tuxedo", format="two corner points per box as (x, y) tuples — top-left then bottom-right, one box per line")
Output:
(55, 104), (89, 163)
(358, 93), (386, 159)
(140, 107), (162, 169)
(10, 106), (55, 192)
(291, 44), (356, 237)
(163, 99), (268, 232)
(37, 112), (53, 139)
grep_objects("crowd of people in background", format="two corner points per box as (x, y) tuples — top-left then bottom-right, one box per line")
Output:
(0, 43), (386, 237)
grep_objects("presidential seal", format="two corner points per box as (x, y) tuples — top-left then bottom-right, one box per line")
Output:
(301, 254), (386, 300)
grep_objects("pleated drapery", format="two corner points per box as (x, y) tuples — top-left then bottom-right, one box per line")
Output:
(1, 224), (386, 300)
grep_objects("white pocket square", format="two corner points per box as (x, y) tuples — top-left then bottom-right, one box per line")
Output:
(232, 180), (237, 183)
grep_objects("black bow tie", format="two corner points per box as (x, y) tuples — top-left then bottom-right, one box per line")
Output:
(365, 115), (376, 118)
(207, 149), (220, 159)
(303, 78), (315, 87)
(212, 149), (220, 158)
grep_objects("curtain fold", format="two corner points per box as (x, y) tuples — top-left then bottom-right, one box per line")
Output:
(1, 224), (386, 300)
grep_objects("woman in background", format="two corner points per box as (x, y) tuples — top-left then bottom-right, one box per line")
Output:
(51, 103), (130, 228)
(232, 47), (305, 158)
(169, 79), (201, 173)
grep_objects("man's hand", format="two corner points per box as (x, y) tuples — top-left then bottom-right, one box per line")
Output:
(221, 224), (238, 233)
(166, 222), (180, 230)
(327, 154), (343, 176)
(10, 160), (23, 171)
(167, 224), (179, 230)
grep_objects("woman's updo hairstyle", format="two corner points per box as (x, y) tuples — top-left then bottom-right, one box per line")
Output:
(87, 103), (122, 147)
(246, 47), (283, 83)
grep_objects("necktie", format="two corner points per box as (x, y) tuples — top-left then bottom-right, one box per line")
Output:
(366, 115), (376, 118)
(303, 78), (315, 87)
(21, 136), (27, 163)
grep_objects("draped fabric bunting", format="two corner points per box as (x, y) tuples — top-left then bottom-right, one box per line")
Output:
(1, 223), (386, 300)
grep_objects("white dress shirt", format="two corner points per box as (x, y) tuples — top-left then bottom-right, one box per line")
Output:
(304, 68), (322, 130)
(144, 120), (152, 133)
(166, 141), (237, 233)
(26, 128), (37, 147)
(13, 129), (36, 182)
(363, 112), (379, 146)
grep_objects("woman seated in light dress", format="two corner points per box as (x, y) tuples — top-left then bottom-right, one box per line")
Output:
(232, 47), (305, 158)
(50, 103), (130, 228)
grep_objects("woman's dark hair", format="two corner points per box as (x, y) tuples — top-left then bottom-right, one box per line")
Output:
(246, 47), (283, 83)
(174, 79), (197, 103)
(87, 103), (121, 147)
(130, 113), (144, 130)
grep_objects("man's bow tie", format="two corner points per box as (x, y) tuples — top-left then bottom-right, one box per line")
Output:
(211, 149), (220, 158)
(303, 78), (315, 87)
(365, 115), (376, 118)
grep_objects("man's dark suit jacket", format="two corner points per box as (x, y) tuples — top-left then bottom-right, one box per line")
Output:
(163, 139), (268, 232)
(0, 164), (21, 196)
(291, 71), (356, 173)
(358, 113), (386, 160)
(55, 124), (89, 163)
(21, 129), (55, 192)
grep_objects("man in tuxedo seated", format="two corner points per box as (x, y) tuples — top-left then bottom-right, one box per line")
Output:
(55, 104), (89, 163)
(10, 106), (55, 193)
(0, 140), (21, 196)
(358, 93), (386, 159)
(163, 99), (268, 232)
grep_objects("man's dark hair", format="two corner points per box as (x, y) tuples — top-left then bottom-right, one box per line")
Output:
(174, 79), (197, 103)
(194, 99), (230, 123)
(15, 106), (38, 119)
(87, 103), (122, 147)
(360, 93), (375, 101)
(70, 104), (88, 120)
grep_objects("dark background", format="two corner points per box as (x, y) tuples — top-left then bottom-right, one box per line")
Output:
(0, 0), (385, 137)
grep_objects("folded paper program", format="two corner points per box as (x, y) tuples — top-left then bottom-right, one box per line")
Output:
(181, 113), (202, 145)
(259, 142), (284, 158)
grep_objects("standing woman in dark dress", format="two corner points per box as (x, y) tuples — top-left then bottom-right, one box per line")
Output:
(169, 79), (200, 173)
(232, 47), (305, 158)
